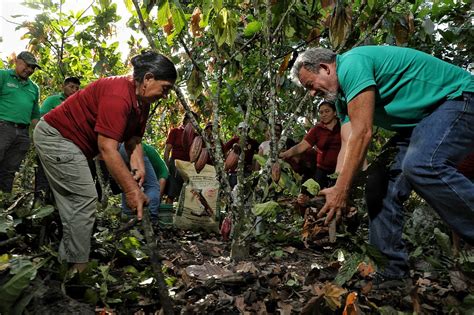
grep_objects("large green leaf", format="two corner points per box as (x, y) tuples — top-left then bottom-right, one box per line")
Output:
(434, 227), (452, 255)
(0, 258), (48, 313)
(252, 201), (281, 219)
(302, 179), (320, 196)
(243, 21), (262, 37)
(334, 253), (364, 286)
(26, 205), (55, 220)
(187, 67), (203, 99)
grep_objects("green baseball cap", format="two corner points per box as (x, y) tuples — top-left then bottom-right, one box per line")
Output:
(17, 51), (41, 69)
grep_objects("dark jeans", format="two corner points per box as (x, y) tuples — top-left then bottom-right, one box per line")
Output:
(165, 158), (184, 200)
(315, 168), (332, 189)
(0, 122), (30, 192)
(35, 155), (51, 197)
(366, 93), (474, 278)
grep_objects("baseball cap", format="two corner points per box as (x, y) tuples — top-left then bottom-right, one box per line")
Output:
(17, 51), (41, 69)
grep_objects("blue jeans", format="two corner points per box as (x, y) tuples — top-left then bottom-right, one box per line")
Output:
(368, 93), (474, 278)
(118, 144), (160, 220)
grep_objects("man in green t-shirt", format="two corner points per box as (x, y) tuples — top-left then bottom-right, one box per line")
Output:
(40, 77), (80, 115)
(35, 77), (81, 201)
(291, 46), (473, 284)
(0, 51), (41, 192)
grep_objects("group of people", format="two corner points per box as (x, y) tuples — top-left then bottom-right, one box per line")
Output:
(0, 45), (472, 288)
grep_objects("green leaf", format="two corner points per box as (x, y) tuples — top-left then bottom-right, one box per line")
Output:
(26, 205), (55, 220)
(302, 179), (320, 196)
(213, 0), (223, 11)
(252, 201), (281, 219)
(254, 154), (267, 167)
(187, 67), (203, 99)
(0, 258), (48, 313)
(157, 0), (171, 26)
(368, 0), (375, 10)
(243, 21), (262, 37)
(124, 0), (133, 13)
(434, 227), (452, 255)
(0, 215), (15, 234)
(334, 253), (363, 286)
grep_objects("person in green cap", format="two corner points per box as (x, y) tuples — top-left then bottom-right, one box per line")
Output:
(35, 77), (81, 201)
(0, 51), (41, 192)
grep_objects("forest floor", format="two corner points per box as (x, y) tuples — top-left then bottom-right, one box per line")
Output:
(5, 206), (470, 315)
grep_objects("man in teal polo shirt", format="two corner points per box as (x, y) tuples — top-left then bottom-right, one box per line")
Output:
(0, 51), (41, 192)
(35, 77), (81, 200)
(40, 77), (80, 115)
(292, 46), (473, 285)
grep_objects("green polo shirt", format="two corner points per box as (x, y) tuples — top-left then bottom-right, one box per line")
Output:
(0, 69), (40, 124)
(143, 143), (169, 180)
(335, 46), (474, 130)
(40, 92), (66, 115)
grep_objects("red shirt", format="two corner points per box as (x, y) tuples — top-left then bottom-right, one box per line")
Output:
(44, 76), (149, 159)
(304, 121), (341, 172)
(166, 126), (190, 161)
(224, 135), (259, 173)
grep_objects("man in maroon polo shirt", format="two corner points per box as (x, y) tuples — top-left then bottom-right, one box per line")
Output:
(164, 114), (191, 203)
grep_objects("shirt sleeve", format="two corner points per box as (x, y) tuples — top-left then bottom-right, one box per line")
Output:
(144, 144), (169, 179)
(166, 129), (176, 145)
(303, 127), (319, 147)
(40, 96), (56, 116)
(31, 84), (40, 120)
(95, 95), (132, 141)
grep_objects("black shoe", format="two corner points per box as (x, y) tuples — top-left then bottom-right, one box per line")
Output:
(371, 272), (412, 290)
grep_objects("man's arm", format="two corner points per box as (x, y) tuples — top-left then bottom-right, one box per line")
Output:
(98, 135), (148, 219)
(126, 139), (146, 187)
(163, 143), (172, 165)
(318, 87), (375, 224)
(335, 122), (352, 173)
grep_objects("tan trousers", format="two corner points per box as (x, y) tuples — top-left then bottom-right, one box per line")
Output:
(33, 119), (97, 263)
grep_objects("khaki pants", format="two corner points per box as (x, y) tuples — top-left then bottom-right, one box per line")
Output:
(33, 119), (97, 263)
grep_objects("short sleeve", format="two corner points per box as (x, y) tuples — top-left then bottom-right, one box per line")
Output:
(31, 83), (40, 120)
(338, 53), (376, 103)
(95, 95), (132, 141)
(303, 127), (319, 146)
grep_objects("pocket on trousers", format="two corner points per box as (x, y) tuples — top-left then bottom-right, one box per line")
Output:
(42, 153), (75, 180)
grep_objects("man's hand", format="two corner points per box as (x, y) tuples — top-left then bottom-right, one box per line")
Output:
(124, 189), (149, 220)
(131, 168), (146, 187)
(318, 186), (348, 225)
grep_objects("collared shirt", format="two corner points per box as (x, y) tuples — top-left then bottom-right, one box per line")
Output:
(0, 69), (40, 124)
(44, 76), (148, 159)
(304, 121), (341, 172)
(40, 92), (66, 116)
(165, 126), (189, 161)
(335, 46), (474, 131)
